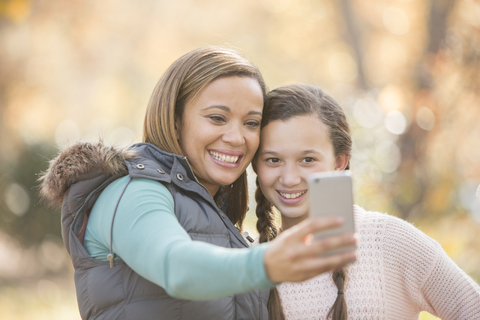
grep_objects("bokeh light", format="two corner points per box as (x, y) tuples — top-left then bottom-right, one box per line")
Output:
(382, 7), (410, 35)
(384, 110), (407, 135)
(373, 141), (402, 173)
(416, 107), (435, 131)
(5, 182), (30, 217)
(352, 97), (383, 128)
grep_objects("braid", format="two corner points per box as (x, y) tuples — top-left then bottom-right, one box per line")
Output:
(327, 268), (348, 320)
(255, 177), (284, 320)
(255, 177), (278, 243)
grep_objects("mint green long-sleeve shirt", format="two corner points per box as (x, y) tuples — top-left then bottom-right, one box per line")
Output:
(83, 176), (274, 300)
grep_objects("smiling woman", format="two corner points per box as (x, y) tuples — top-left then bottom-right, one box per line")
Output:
(176, 76), (264, 196)
(39, 47), (357, 320)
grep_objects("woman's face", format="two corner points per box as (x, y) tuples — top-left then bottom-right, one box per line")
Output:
(176, 76), (264, 196)
(255, 115), (348, 229)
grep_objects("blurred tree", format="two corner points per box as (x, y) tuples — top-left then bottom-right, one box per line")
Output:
(0, 143), (61, 247)
(392, 0), (458, 219)
(339, 0), (480, 220)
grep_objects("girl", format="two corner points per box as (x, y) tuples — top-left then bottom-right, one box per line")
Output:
(39, 48), (356, 320)
(254, 84), (480, 319)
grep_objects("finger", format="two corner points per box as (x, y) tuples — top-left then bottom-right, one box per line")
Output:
(286, 216), (344, 242)
(292, 250), (357, 282)
(300, 233), (357, 258)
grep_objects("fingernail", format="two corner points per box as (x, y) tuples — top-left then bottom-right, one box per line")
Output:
(346, 252), (356, 261)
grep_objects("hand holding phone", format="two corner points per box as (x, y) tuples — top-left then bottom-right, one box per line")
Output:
(308, 171), (355, 256)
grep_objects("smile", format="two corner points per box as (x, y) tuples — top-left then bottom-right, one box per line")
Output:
(278, 190), (307, 199)
(209, 151), (240, 164)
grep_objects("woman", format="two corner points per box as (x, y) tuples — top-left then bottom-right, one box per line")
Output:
(254, 84), (480, 319)
(39, 48), (356, 320)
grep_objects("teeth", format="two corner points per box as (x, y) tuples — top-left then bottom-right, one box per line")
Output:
(210, 151), (239, 164)
(279, 190), (307, 199)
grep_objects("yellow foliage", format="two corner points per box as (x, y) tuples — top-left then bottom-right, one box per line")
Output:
(1, 0), (30, 23)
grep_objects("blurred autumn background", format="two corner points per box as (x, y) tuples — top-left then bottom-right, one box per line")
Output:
(0, 0), (479, 319)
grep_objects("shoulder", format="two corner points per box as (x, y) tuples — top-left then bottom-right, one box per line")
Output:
(123, 177), (174, 206)
(103, 175), (170, 193)
(97, 176), (174, 212)
(356, 207), (443, 292)
(39, 141), (134, 207)
(354, 205), (438, 248)
(355, 205), (441, 274)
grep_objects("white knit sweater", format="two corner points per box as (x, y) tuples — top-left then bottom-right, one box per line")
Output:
(277, 206), (480, 319)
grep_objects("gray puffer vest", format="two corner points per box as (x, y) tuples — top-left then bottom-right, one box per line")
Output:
(40, 141), (269, 320)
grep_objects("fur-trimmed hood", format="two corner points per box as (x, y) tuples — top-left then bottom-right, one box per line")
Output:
(39, 141), (136, 207)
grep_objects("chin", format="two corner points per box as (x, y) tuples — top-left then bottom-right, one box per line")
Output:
(220, 172), (244, 184)
(279, 207), (308, 219)
(215, 177), (240, 187)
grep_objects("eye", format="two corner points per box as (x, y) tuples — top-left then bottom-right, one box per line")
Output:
(208, 115), (226, 123)
(245, 120), (260, 129)
(266, 157), (280, 164)
(302, 157), (315, 163)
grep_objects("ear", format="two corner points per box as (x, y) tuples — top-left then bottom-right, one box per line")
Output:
(335, 153), (350, 171)
(174, 116), (181, 141)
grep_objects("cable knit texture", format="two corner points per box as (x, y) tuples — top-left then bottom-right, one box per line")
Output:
(277, 206), (480, 319)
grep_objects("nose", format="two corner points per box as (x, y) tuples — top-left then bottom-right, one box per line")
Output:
(279, 164), (301, 187)
(221, 123), (245, 146)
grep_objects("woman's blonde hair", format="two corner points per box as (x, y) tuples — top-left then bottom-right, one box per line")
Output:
(143, 46), (267, 228)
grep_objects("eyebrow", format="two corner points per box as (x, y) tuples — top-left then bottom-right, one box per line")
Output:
(301, 150), (320, 155)
(259, 151), (279, 156)
(202, 105), (262, 116)
(260, 150), (321, 156)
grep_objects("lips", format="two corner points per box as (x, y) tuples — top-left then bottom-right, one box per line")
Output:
(278, 190), (307, 199)
(276, 189), (308, 204)
(208, 149), (244, 168)
(209, 151), (239, 164)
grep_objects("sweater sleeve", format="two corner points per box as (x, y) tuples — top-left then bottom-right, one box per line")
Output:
(382, 214), (480, 319)
(84, 176), (275, 300)
(420, 242), (480, 319)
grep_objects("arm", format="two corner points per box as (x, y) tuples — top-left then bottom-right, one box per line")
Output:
(86, 177), (356, 300)
(382, 214), (480, 318)
(421, 242), (480, 319)
(85, 177), (274, 300)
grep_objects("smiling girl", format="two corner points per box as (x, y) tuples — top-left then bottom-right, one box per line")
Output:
(254, 84), (480, 320)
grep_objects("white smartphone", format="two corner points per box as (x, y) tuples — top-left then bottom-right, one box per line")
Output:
(307, 171), (355, 256)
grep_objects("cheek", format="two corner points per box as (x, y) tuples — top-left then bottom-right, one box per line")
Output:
(247, 131), (261, 151)
(257, 166), (275, 191)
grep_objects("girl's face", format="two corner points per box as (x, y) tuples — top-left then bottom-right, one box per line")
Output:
(176, 76), (264, 196)
(255, 115), (348, 229)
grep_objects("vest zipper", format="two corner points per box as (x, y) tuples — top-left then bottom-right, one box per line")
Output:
(182, 156), (211, 195)
(182, 156), (250, 248)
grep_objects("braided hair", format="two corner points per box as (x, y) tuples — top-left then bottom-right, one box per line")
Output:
(255, 177), (284, 320)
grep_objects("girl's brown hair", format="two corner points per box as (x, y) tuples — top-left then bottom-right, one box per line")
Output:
(143, 46), (267, 229)
(256, 84), (352, 320)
